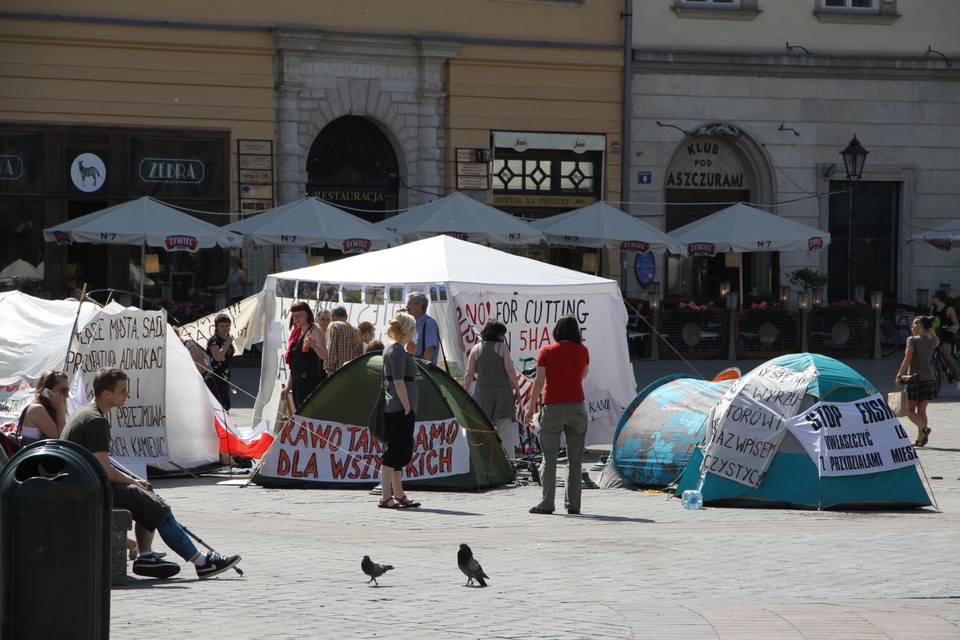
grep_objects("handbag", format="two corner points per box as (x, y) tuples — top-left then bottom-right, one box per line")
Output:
(886, 389), (908, 418)
(367, 359), (389, 443)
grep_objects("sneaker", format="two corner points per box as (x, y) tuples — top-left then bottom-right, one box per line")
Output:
(196, 552), (242, 580)
(132, 553), (181, 579)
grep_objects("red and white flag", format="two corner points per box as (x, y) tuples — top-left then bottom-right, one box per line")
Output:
(206, 388), (274, 458)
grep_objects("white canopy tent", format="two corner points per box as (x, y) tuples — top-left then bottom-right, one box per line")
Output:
(245, 236), (636, 444)
(375, 192), (545, 245)
(907, 218), (960, 251)
(225, 197), (400, 252)
(530, 201), (682, 253)
(43, 196), (242, 304)
(0, 292), (221, 474)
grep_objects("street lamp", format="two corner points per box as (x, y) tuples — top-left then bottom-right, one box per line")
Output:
(720, 280), (730, 299)
(779, 285), (791, 305)
(840, 135), (869, 300)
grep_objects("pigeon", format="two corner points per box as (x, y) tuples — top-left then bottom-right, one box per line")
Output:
(457, 543), (489, 587)
(361, 555), (394, 586)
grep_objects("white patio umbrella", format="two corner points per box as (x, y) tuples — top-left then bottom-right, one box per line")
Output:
(907, 218), (960, 251)
(224, 197), (400, 252)
(529, 201), (682, 253)
(671, 202), (830, 298)
(375, 192), (544, 245)
(43, 196), (241, 305)
(0, 259), (42, 281)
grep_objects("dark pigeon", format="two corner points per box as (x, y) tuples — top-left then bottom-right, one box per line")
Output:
(457, 543), (489, 587)
(361, 555), (394, 586)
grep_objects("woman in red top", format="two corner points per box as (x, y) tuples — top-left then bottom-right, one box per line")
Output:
(524, 315), (590, 515)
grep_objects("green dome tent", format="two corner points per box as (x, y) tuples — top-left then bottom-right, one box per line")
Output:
(253, 352), (515, 490)
(674, 353), (932, 510)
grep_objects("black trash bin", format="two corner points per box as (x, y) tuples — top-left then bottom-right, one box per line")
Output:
(0, 440), (111, 640)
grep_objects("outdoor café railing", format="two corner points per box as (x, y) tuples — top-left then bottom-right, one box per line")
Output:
(807, 308), (873, 358)
(657, 309), (727, 360)
(735, 311), (800, 359)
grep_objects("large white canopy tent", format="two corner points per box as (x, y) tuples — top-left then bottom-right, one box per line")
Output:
(375, 192), (545, 245)
(43, 196), (242, 304)
(244, 235), (636, 444)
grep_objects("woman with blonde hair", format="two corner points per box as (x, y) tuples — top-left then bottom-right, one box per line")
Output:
(18, 370), (69, 443)
(376, 311), (421, 509)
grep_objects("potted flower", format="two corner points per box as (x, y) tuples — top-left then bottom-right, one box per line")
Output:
(789, 268), (828, 292)
(676, 300), (716, 321)
(825, 298), (867, 321)
(746, 300), (788, 318)
(164, 288), (213, 325)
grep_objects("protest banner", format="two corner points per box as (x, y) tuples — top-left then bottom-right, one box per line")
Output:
(702, 363), (816, 488)
(785, 393), (919, 476)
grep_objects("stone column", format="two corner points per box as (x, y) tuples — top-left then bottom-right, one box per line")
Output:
(276, 83), (305, 205)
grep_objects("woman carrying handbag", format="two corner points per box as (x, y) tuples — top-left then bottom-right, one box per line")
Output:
(895, 316), (937, 447)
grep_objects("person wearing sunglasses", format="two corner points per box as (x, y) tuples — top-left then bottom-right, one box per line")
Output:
(17, 370), (69, 444)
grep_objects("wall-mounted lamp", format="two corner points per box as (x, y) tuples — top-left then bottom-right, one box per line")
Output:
(854, 285), (866, 302)
(720, 280), (730, 298)
(656, 121), (691, 136)
(822, 163), (837, 178)
(797, 291), (810, 310)
(939, 283), (951, 298)
(916, 288), (929, 310)
(779, 285), (791, 305)
(649, 281), (661, 310)
(870, 291), (883, 311)
(786, 42), (811, 56)
(143, 254), (160, 274)
(812, 287), (824, 308)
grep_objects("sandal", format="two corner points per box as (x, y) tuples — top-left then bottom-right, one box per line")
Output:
(378, 498), (401, 509)
(920, 427), (931, 447)
(914, 440), (924, 448)
(394, 495), (421, 508)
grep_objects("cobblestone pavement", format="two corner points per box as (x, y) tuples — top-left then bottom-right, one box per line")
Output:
(110, 359), (960, 639)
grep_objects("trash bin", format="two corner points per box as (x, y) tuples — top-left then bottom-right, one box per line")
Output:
(0, 440), (111, 640)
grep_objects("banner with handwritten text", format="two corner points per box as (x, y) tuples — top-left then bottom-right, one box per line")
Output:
(785, 394), (919, 477)
(259, 416), (470, 483)
(702, 364), (816, 488)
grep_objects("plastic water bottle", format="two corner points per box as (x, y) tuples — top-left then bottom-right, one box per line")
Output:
(681, 489), (703, 510)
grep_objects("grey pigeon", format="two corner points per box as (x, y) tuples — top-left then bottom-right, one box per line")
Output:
(361, 555), (394, 586)
(457, 543), (489, 587)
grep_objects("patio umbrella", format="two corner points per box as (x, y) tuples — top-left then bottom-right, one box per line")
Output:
(907, 218), (960, 251)
(224, 197), (400, 252)
(43, 196), (241, 305)
(529, 201), (682, 253)
(671, 202), (830, 298)
(375, 192), (544, 245)
(0, 259), (42, 281)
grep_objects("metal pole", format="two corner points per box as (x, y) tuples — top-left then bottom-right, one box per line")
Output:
(620, 0), (633, 210)
(847, 186), (854, 300)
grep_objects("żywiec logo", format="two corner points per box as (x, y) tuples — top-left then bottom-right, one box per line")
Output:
(441, 232), (470, 241)
(687, 242), (716, 257)
(930, 239), (953, 251)
(342, 238), (372, 253)
(53, 231), (72, 245)
(164, 235), (199, 252)
(808, 236), (824, 251)
(620, 241), (651, 252)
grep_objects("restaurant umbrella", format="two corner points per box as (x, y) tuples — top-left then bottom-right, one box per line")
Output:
(43, 197), (241, 306)
(670, 202), (830, 300)
(375, 192), (544, 245)
(907, 218), (960, 251)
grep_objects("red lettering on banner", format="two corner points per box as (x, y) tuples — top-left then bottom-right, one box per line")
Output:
(520, 326), (551, 351)
(439, 446), (452, 473)
(277, 448), (291, 475)
(331, 454), (380, 480)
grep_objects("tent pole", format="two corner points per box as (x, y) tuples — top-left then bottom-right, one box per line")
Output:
(62, 283), (89, 372)
(140, 243), (146, 309)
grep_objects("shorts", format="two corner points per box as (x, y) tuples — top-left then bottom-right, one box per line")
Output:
(907, 380), (937, 402)
(938, 328), (955, 345)
(112, 482), (170, 531)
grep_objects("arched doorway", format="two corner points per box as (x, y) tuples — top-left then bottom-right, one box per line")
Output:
(305, 116), (400, 223)
(662, 126), (775, 305)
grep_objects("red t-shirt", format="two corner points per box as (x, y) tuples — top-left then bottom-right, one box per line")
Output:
(537, 341), (589, 404)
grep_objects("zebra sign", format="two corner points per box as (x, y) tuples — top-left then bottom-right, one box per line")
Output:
(70, 152), (106, 193)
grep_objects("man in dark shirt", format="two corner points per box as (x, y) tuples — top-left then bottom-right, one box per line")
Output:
(62, 367), (241, 580)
